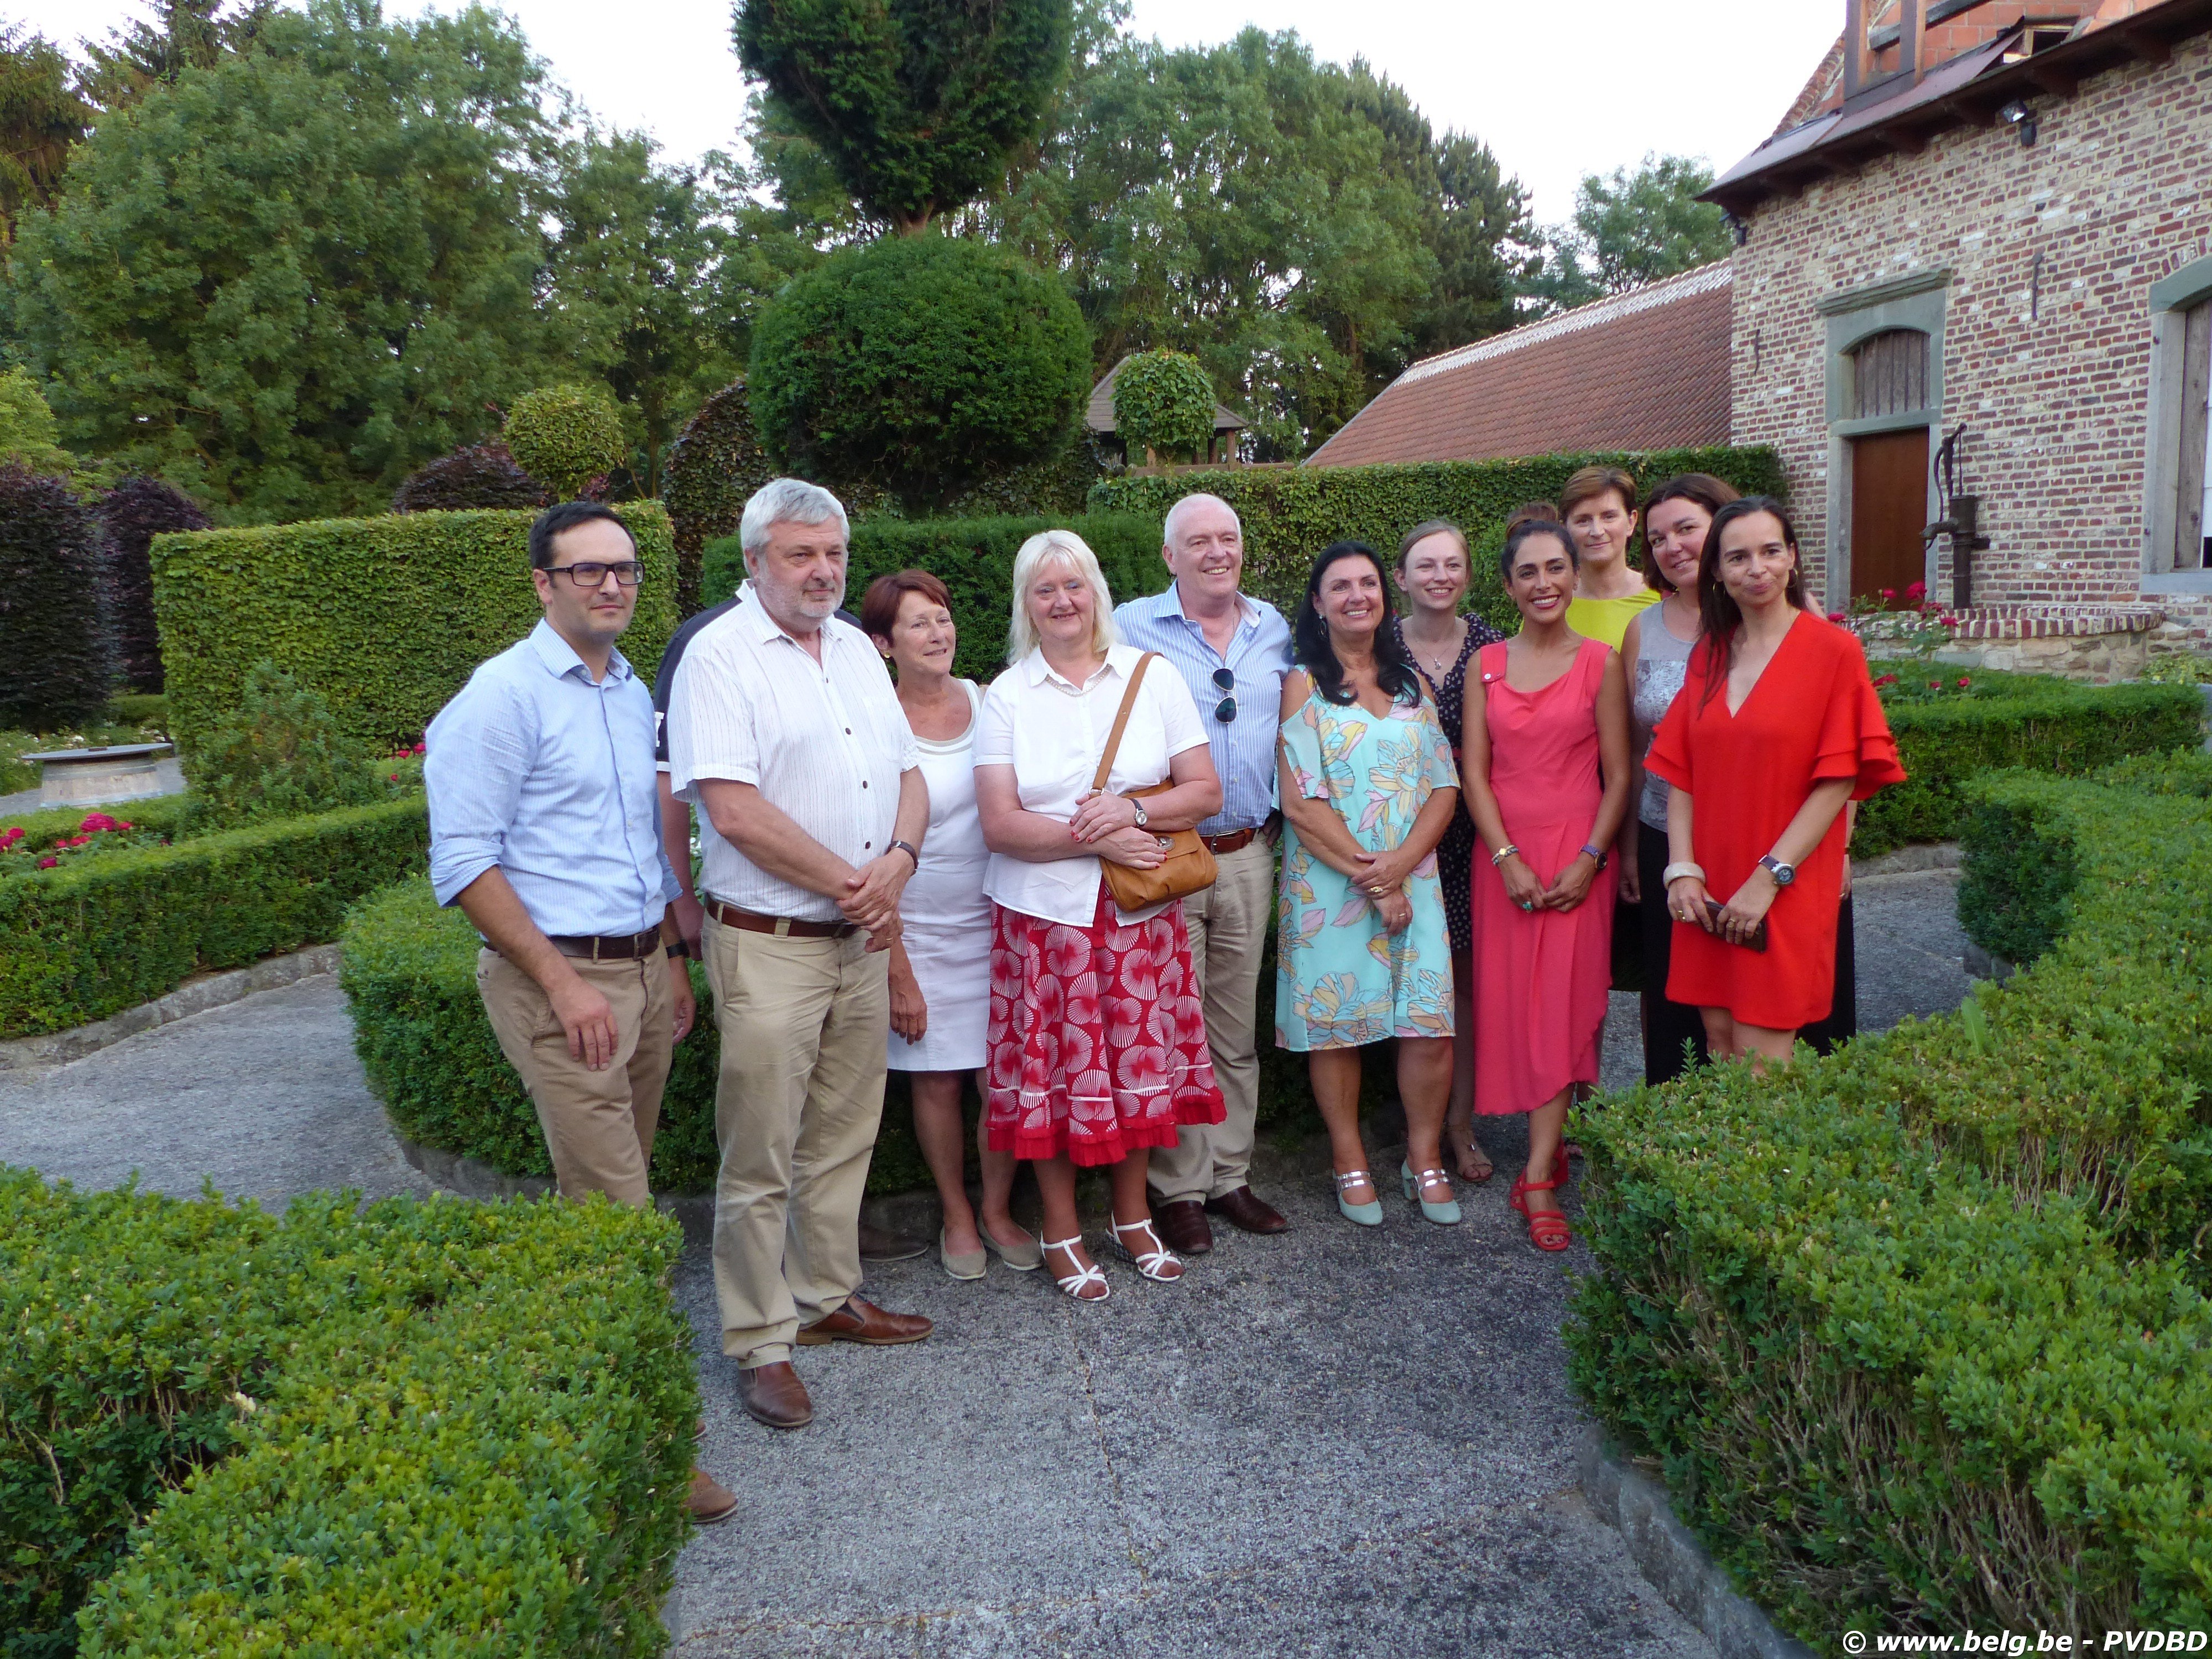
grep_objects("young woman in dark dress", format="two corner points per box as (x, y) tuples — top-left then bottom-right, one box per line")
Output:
(1390, 519), (1506, 1182)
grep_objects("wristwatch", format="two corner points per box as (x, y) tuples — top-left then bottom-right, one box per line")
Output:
(1131, 799), (1149, 829)
(889, 839), (921, 869)
(1757, 854), (1797, 886)
(1580, 842), (1608, 872)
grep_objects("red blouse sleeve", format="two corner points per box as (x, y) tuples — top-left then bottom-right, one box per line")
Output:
(1812, 628), (1908, 800)
(1642, 638), (1708, 793)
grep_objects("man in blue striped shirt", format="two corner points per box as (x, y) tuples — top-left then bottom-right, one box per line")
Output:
(1113, 493), (1295, 1253)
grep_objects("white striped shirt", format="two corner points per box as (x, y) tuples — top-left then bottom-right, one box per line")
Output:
(666, 582), (920, 922)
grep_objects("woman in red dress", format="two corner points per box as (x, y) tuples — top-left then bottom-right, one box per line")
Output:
(1646, 498), (1905, 1068)
(1463, 520), (1631, 1251)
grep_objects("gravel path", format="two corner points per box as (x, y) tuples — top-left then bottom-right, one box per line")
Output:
(0, 868), (1972, 1657)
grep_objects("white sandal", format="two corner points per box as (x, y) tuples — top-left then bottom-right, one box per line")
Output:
(1103, 1217), (1184, 1282)
(1041, 1235), (1109, 1302)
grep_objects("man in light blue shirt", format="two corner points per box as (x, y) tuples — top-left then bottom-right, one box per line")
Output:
(425, 499), (731, 1522)
(1113, 492), (1294, 1251)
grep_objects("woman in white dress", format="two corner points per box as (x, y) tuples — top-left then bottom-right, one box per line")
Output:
(863, 571), (1042, 1281)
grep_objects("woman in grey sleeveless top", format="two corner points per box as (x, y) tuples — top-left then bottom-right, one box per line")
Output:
(1625, 476), (1859, 1085)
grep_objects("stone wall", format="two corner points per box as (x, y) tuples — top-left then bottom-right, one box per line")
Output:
(1730, 30), (2212, 641)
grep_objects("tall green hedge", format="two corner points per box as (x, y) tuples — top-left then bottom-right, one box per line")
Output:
(1853, 675), (2203, 857)
(0, 795), (427, 1039)
(701, 512), (1167, 682)
(2, 1170), (695, 1656)
(1089, 447), (1788, 613)
(150, 503), (679, 758)
(341, 877), (931, 1196)
(1569, 754), (2212, 1651)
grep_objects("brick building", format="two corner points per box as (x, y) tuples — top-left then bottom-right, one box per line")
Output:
(1707, 0), (2212, 676)
(1306, 263), (1734, 468)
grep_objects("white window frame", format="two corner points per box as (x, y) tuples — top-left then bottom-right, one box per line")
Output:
(2142, 253), (2212, 594)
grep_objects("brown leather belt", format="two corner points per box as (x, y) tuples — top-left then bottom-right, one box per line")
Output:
(545, 926), (662, 961)
(704, 897), (856, 940)
(1202, 826), (1264, 855)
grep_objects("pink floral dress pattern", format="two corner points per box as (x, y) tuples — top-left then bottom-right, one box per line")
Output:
(985, 886), (1225, 1166)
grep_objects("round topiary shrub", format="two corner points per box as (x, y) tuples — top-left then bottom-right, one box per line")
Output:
(1112, 350), (1216, 464)
(748, 234), (1091, 511)
(663, 380), (778, 613)
(502, 385), (625, 502)
(0, 462), (113, 732)
(100, 476), (210, 693)
(391, 440), (552, 514)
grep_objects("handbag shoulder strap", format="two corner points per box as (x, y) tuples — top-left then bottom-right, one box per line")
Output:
(1090, 652), (1156, 792)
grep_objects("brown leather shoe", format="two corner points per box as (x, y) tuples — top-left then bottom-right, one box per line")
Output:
(1206, 1185), (1289, 1235)
(1149, 1197), (1213, 1255)
(685, 1465), (739, 1524)
(737, 1360), (813, 1430)
(795, 1293), (933, 1347)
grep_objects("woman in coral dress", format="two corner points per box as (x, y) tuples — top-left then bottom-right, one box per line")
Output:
(1463, 518), (1631, 1251)
(1647, 498), (1905, 1067)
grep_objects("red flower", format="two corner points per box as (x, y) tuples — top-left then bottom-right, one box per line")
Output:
(36, 857), (56, 868)
(80, 812), (121, 832)
(388, 773), (400, 782)
(1957, 676), (1971, 688)
(1905, 581), (1927, 601)
(411, 741), (426, 755)
(1826, 611), (1846, 623)
(1928, 680), (1942, 690)
(1881, 588), (1897, 602)
(1872, 674), (1898, 688)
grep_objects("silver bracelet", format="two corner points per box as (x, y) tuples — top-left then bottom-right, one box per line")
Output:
(1490, 843), (1520, 867)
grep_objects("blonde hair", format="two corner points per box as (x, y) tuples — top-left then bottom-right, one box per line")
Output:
(1007, 529), (1118, 665)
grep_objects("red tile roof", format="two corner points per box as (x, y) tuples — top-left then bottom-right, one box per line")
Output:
(1305, 263), (1734, 469)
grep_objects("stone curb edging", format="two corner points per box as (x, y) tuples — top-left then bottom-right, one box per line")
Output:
(1852, 839), (1961, 878)
(0, 943), (344, 1072)
(1578, 1427), (1815, 1659)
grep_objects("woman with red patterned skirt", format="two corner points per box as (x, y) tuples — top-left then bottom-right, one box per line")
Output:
(974, 530), (1227, 1303)
(1647, 498), (1905, 1067)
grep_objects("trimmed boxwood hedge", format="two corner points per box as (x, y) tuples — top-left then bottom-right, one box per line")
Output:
(341, 877), (931, 1196)
(0, 795), (427, 1040)
(1568, 753), (2212, 1652)
(701, 511), (1168, 682)
(1090, 447), (1788, 613)
(2, 1168), (695, 1656)
(1854, 674), (2203, 857)
(150, 503), (679, 759)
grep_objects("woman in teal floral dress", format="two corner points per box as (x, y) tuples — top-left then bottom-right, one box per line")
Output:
(1275, 541), (1464, 1228)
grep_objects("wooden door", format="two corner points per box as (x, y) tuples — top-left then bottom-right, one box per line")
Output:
(1849, 427), (1929, 601)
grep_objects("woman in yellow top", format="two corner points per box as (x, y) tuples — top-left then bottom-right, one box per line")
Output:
(1559, 465), (1661, 651)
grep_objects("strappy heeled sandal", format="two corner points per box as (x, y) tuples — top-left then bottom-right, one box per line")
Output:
(1334, 1168), (1384, 1227)
(1400, 1162), (1463, 1226)
(1509, 1173), (1572, 1252)
(1102, 1216), (1183, 1282)
(1041, 1235), (1109, 1301)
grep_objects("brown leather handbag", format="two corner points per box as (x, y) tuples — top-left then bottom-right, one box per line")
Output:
(1091, 653), (1218, 911)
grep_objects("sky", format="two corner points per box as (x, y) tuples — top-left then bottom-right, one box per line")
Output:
(17, 0), (1843, 225)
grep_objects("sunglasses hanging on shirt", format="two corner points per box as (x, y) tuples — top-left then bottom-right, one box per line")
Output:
(1212, 666), (1236, 723)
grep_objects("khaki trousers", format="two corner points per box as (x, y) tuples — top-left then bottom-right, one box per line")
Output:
(476, 948), (672, 1209)
(1149, 834), (1276, 1204)
(701, 915), (888, 1367)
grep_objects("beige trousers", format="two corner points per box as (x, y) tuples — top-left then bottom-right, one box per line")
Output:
(700, 915), (888, 1367)
(476, 947), (672, 1209)
(1148, 834), (1277, 1204)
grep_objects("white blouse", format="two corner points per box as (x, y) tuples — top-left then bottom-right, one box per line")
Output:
(975, 643), (1209, 928)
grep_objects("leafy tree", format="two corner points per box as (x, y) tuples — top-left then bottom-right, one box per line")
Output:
(989, 30), (1446, 457)
(188, 660), (380, 827)
(1415, 133), (1542, 358)
(504, 384), (626, 502)
(546, 135), (815, 497)
(748, 233), (1089, 510)
(79, 0), (281, 111)
(0, 27), (90, 245)
(1526, 153), (1732, 310)
(100, 474), (209, 691)
(732, 0), (1073, 233)
(9, 1), (565, 523)
(1112, 351), (1214, 463)
(0, 367), (77, 474)
(0, 462), (111, 732)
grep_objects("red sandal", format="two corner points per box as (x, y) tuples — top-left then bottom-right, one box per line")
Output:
(1509, 1173), (1572, 1252)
